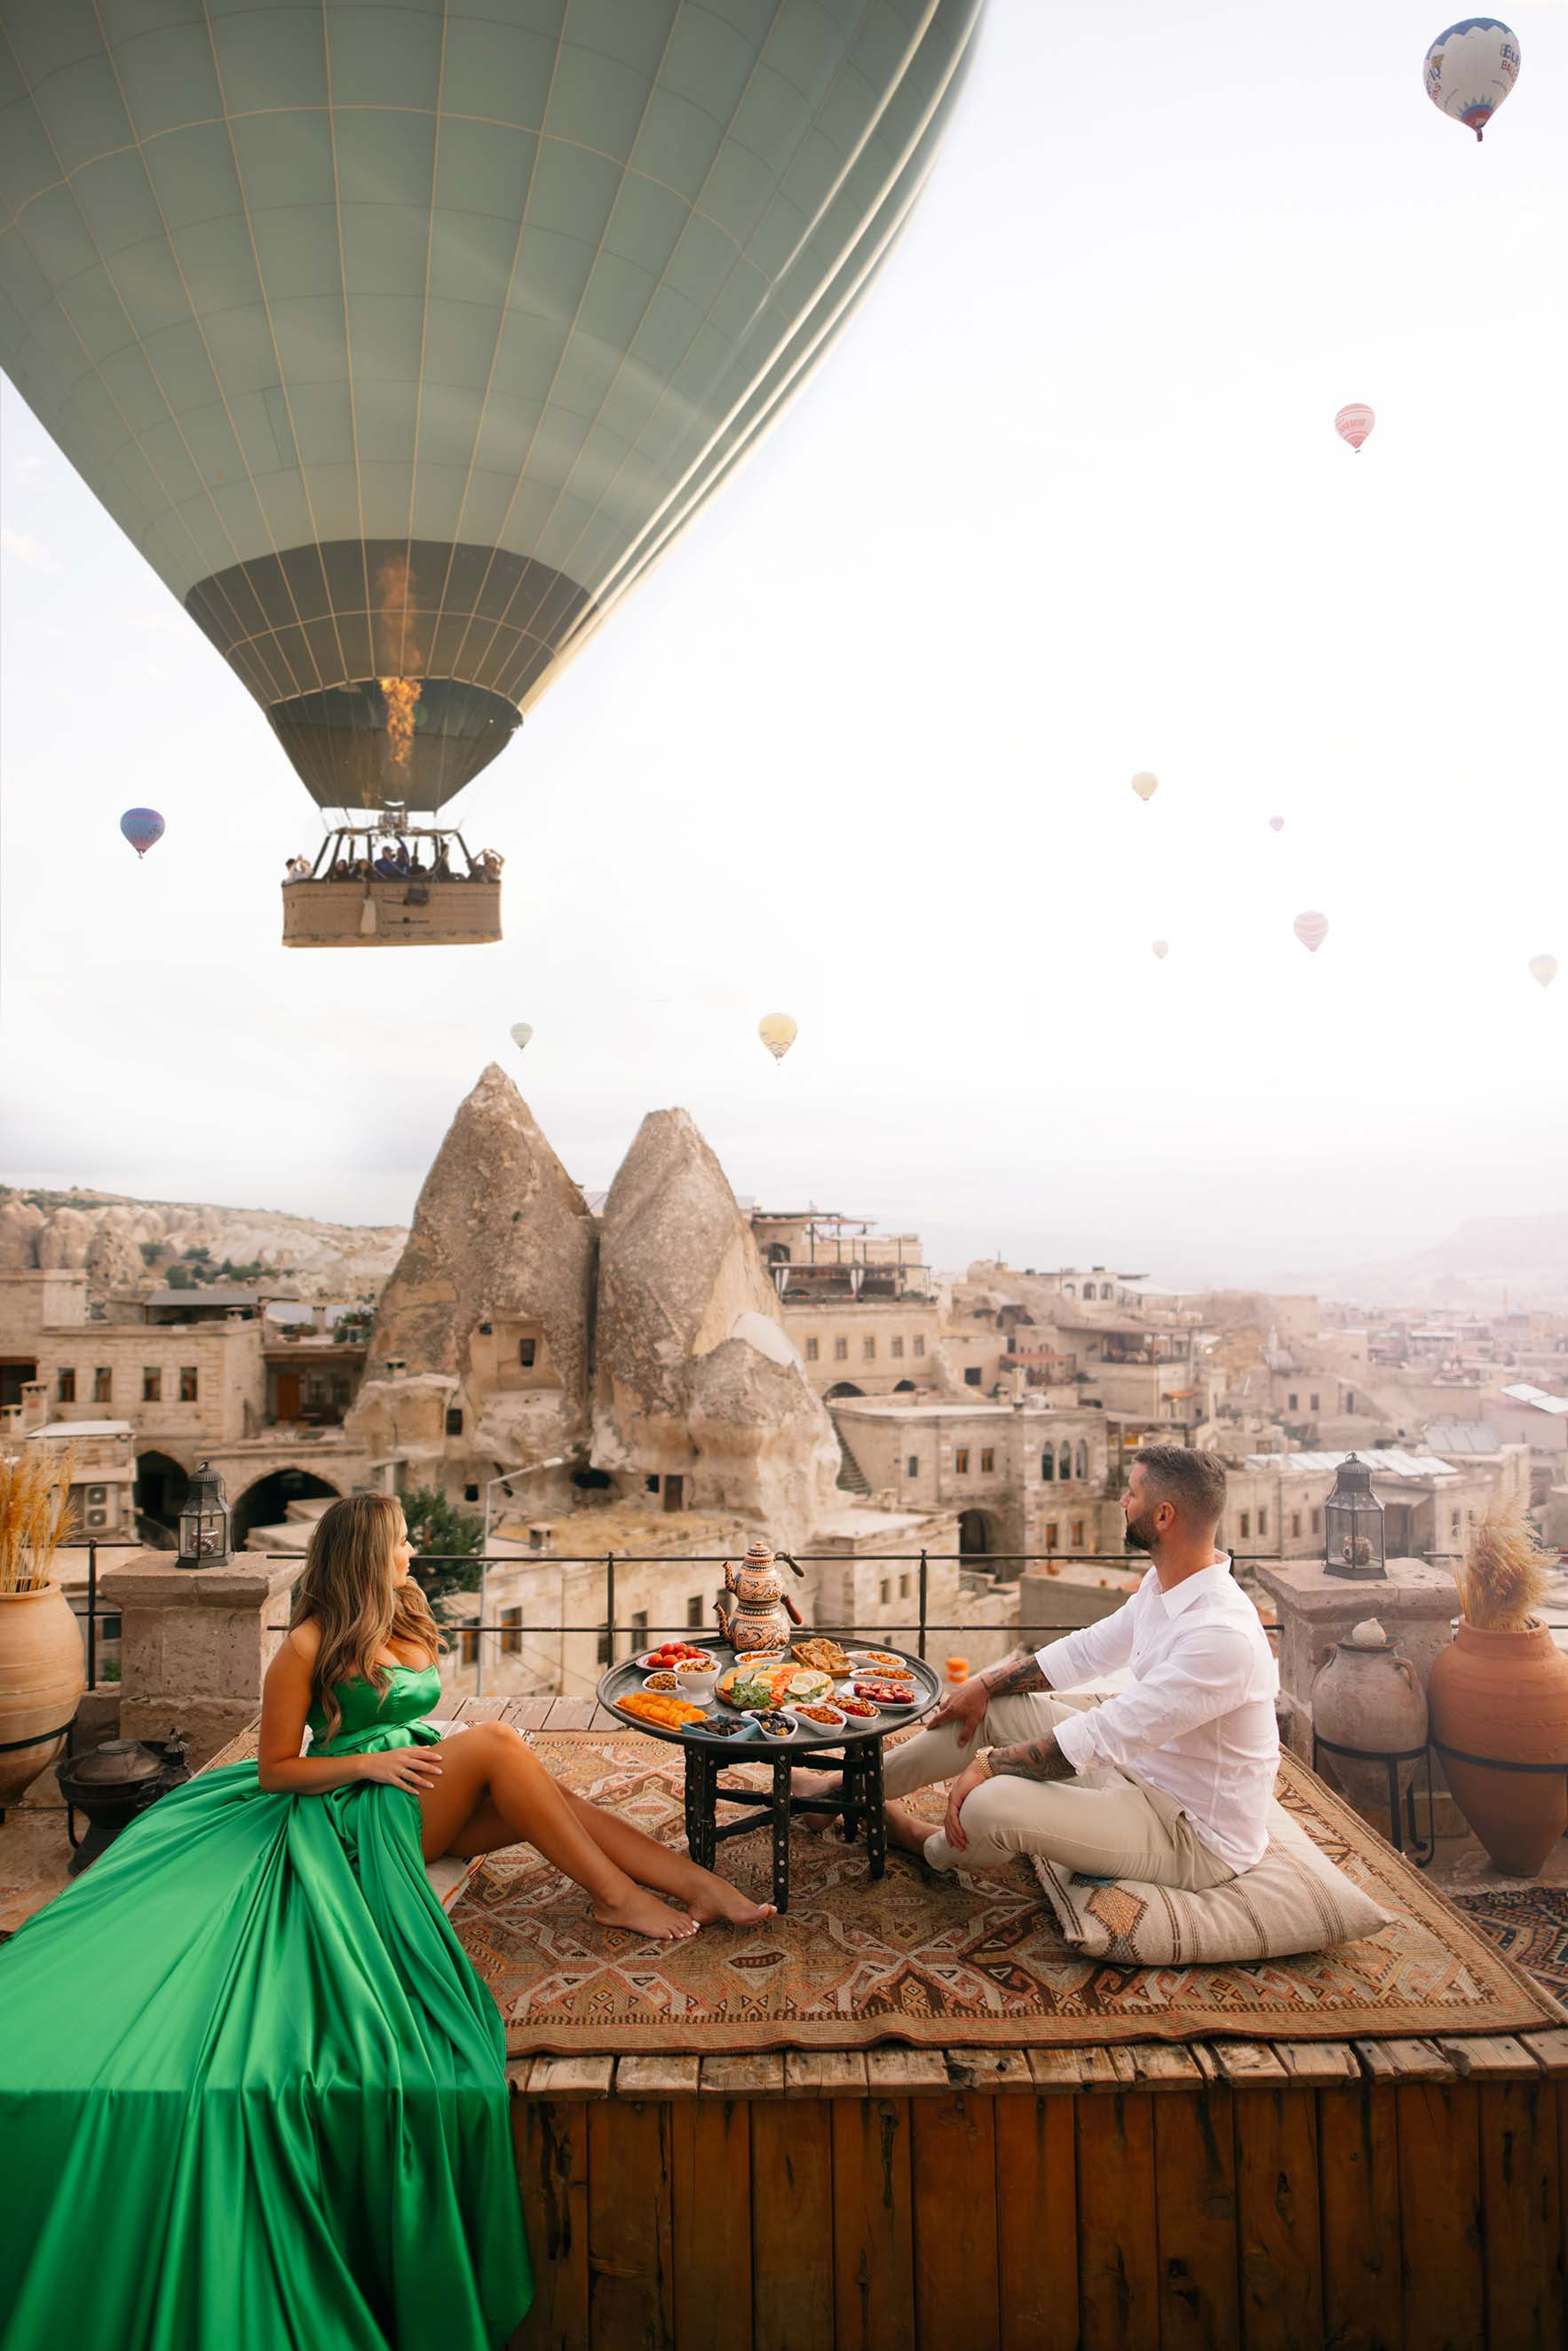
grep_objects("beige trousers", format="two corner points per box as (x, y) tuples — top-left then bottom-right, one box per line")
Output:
(881, 1692), (1236, 1889)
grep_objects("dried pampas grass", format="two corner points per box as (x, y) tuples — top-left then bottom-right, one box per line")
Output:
(1458, 1500), (1548, 1634)
(0, 1443), (78, 1594)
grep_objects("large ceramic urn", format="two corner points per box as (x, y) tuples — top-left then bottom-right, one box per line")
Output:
(1311, 1619), (1428, 1817)
(1428, 1618), (1568, 1877)
(0, 1580), (87, 1814)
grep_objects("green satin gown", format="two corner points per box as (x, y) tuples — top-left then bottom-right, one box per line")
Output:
(0, 1665), (533, 2350)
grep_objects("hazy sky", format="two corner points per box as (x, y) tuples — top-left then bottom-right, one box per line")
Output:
(3, 1), (1564, 1288)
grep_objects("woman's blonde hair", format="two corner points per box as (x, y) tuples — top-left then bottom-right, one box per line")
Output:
(289, 1492), (447, 1744)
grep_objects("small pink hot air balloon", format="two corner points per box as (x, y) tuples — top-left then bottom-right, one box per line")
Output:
(1152, 939), (1169, 962)
(120, 807), (165, 859)
(1334, 404), (1375, 453)
(1294, 910), (1330, 955)
(1269, 815), (1285, 834)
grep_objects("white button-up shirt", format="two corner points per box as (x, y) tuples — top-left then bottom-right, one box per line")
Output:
(1038, 1557), (1279, 1872)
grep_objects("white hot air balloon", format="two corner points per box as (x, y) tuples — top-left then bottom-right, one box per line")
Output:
(1424, 18), (1521, 141)
(758, 1014), (798, 1063)
(1152, 940), (1169, 962)
(1131, 772), (1159, 803)
(1527, 955), (1557, 991)
(1269, 815), (1285, 834)
(510, 1023), (535, 1052)
(1294, 911), (1330, 955)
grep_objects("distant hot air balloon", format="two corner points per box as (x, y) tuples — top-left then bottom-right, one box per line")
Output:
(1424, 18), (1520, 141)
(0, 5), (986, 948)
(1335, 405), (1375, 454)
(1131, 772), (1160, 803)
(758, 1016), (798, 1064)
(1152, 940), (1169, 962)
(1269, 816), (1286, 834)
(1294, 911), (1330, 955)
(1528, 956), (1558, 991)
(119, 809), (164, 859)
(510, 1024), (535, 1053)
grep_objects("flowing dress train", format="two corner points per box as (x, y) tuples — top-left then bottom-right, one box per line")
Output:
(0, 1665), (532, 2350)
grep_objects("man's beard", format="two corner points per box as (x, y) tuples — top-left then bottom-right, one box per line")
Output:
(1123, 1509), (1160, 1555)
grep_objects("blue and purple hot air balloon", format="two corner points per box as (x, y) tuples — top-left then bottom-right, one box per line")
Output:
(119, 809), (165, 860)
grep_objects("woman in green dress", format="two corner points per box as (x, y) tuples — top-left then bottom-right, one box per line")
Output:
(0, 1492), (772, 2350)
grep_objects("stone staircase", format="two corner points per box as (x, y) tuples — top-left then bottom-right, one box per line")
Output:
(830, 1413), (871, 1495)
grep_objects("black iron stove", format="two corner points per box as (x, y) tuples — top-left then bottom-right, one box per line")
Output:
(55, 1731), (191, 1876)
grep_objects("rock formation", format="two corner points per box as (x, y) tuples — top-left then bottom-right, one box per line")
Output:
(346, 1065), (596, 1480)
(0, 1185), (407, 1295)
(593, 1111), (839, 1546)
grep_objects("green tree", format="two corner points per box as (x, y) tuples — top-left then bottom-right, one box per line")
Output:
(400, 1487), (485, 1620)
(139, 1242), (162, 1268)
(165, 1263), (195, 1289)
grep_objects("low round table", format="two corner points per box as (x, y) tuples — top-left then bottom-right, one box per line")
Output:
(594, 1640), (942, 1913)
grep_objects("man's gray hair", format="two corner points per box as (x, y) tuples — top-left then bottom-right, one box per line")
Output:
(1135, 1445), (1227, 1527)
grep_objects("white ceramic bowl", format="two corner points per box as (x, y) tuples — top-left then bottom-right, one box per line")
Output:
(676, 1658), (720, 1697)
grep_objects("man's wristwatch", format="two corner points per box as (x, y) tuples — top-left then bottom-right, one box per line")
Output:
(974, 1747), (995, 1780)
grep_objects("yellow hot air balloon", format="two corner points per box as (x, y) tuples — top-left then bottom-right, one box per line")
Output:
(758, 1016), (798, 1064)
(1131, 772), (1160, 803)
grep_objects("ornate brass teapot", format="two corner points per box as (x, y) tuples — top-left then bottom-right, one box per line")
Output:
(713, 1540), (805, 1652)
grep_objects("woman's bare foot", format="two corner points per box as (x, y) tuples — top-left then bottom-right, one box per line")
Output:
(883, 1799), (936, 1859)
(591, 1886), (700, 1941)
(686, 1875), (777, 1928)
(790, 1767), (844, 1836)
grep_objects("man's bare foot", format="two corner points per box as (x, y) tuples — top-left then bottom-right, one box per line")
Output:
(592, 1887), (700, 1941)
(686, 1875), (778, 1928)
(883, 1799), (935, 1860)
(790, 1767), (844, 1836)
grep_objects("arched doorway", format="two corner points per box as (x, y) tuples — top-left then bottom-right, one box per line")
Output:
(957, 1508), (1001, 1562)
(892, 1379), (915, 1393)
(824, 1381), (864, 1400)
(232, 1468), (341, 1548)
(136, 1450), (188, 1532)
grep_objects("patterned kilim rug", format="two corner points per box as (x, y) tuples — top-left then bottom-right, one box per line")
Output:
(451, 1735), (1562, 2054)
(1446, 1887), (1568, 2005)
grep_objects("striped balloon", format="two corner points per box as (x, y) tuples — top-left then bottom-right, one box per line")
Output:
(1295, 911), (1330, 955)
(1335, 405), (1375, 453)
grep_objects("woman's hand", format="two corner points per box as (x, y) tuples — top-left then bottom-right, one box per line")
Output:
(358, 1747), (444, 1793)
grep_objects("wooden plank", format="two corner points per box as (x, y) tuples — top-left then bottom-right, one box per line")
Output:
(699, 2054), (785, 2098)
(1355, 2038), (1457, 2085)
(996, 2094), (1078, 2351)
(614, 2054), (700, 2101)
(587, 2098), (674, 2348)
(752, 2097), (835, 2351)
(1433, 2034), (1544, 2082)
(1155, 2084), (1240, 2351)
(832, 2089), (916, 2351)
(512, 2096), (589, 2351)
(1076, 2090), (1160, 2351)
(1519, 2027), (1568, 2077)
(1234, 2086), (1324, 2350)
(912, 2095), (1001, 2351)
(1026, 2047), (1090, 2093)
(454, 1697), (509, 1722)
(505, 1698), (552, 1731)
(1395, 2081), (1483, 2351)
(1270, 2040), (1360, 2086)
(943, 2047), (1034, 2094)
(544, 1697), (597, 1731)
(527, 2055), (614, 2102)
(866, 2046), (949, 2095)
(670, 2092), (751, 2351)
(588, 1705), (621, 1730)
(1111, 2042), (1205, 2090)
(1212, 2040), (1289, 2087)
(783, 2049), (868, 2097)
(1479, 2078), (1563, 2351)
(1319, 2081), (1403, 2351)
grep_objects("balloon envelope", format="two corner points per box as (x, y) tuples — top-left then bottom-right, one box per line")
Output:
(1152, 940), (1169, 961)
(1131, 772), (1160, 803)
(1294, 911), (1330, 954)
(1424, 18), (1520, 139)
(758, 1015), (798, 1063)
(1270, 815), (1285, 833)
(120, 808), (165, 859)
(1335, 405), (1375, 453)
(1528, 956), (1557, 990)
(0, 6), (985, 819)
(510, 1024), (535, 1052)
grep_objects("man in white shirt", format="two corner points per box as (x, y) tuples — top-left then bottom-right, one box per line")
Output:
(862, 1446), (1279, 1886)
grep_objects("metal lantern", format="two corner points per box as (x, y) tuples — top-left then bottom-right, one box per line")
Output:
(177, 1461), (232, 1568)
(1324, 1453), (1386, 1582)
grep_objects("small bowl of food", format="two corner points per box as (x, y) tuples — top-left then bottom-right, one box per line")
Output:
(641, 1668), (682, 1693)
(636, 1641), (710, 1672)
(756, 1710), (797, 1740)
(690, 1714), (748, 1738)
(676, 1656), (720, 1698)
(835, 1696), (880, 1722)
(854, 1678), (916, 1708)
(851, 1650), (907, 1674)
(795, 1702), (846, 1731)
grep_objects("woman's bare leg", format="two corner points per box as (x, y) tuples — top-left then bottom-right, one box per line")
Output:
(440, 1785), (774, 1927)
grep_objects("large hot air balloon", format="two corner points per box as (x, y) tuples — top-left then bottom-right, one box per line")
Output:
(0, 1), (986, 945)
(510, 1023), (535, 1053)
(758, 1015), (798, 1064)
(1269, 816), (1285, 834)
(1131, 772), (1160, 803)
(1528, 956), (1557, 991)
(1151, 940), (1169, 962)
(1424, 19), (1520, 141)
(119, 809), (165, 859)
(1335, 406), (1375, 454)
(1294, 911), (1330, 955)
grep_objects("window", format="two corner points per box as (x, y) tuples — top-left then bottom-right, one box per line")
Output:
(1041, 1449), (1055, 1482)
(142, 1368), (161, 1403)
(57, 1368), (75, 1404)
(912, 1335), (925, 1358)
(955, 1449), (970, 1474)
(645, 1474), (661, 1494)
(518, 1338), (536, 1369)
(178, 1366), (198, 1403)
(1311, 1508), (1322, 1535)
(907, 1455), (919, 1477)
(459, 1630), (480, 1667)
(1071, 1520), (1085, 1547)
(834, 1337), (849, 1362)
(331, 1375), (351, 1407)
(596, 1627), (613, 1666)
(1045, 1520), (1059, 1548)
(891, 1336), (905, 1359)
(630, 1610), (648, 1640)
(445, 1407), (463, 1436)
(1291, 1511), (1302, 1539)
(899, 1573), (910, 1599)
(880, 1579), (891, 1605)
(980, 1448), (995, 1474)
(804, 1337), (819, 1362)
(1452, 1508), (1461, 1536)
(93, 1367), (112, 1403)
(1065, 1283), (1076, 1298)
(463, 1484), (480, 1503)
(1101, 1284), (1113, 1300)
(863, 1336), (875, 1360)
(963, 1365), (982, 1388)
(1258, 1508), (1268, 1537)
(1059, 1444), (1072, 1480)
(1287, 1392), (1298, 1411)
(501, 1604), (523, 1656)
(1239, 1511), (1252, 1539)
(1074, 1441), (1089, 1479)
(687, 1595), (704, 1627)
(1344, 1390), (1355, 1413)
(1310, 1393), (1320, 1412)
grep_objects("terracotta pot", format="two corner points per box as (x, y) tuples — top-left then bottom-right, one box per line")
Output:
(1311, 1627), (1428, 1817)
(0, 1579), (86, 1810)
(1428, 1618), (1568, 1876)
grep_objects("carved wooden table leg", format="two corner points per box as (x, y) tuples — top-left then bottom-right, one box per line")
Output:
(864, 1738), (888, 1880)
(770, 1755), (792, 1913)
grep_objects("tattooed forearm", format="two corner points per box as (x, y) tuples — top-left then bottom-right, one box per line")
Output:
(979, 1646), (1049, 1699)
(987, 1731), (1074, 1785)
